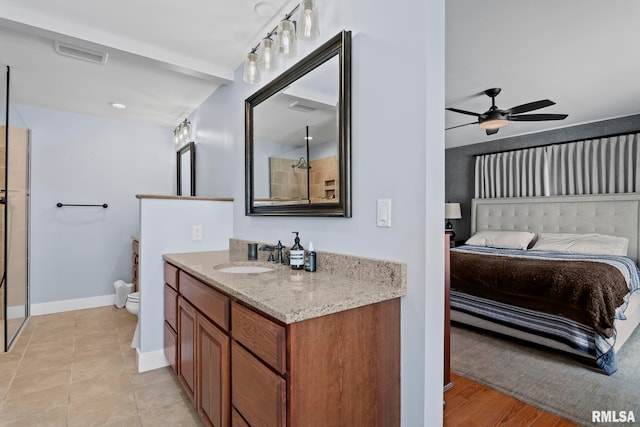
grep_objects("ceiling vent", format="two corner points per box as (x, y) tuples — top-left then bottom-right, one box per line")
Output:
(288, 101), (316, 113)
(54, 41), (108, 64)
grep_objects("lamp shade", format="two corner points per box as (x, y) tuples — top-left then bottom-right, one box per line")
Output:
(445, 203), (462, 220)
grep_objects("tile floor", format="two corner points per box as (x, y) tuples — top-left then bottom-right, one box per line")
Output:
(0, 306), (202, 426)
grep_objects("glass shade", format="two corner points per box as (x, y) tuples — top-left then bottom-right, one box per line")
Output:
(258, 37), (277, 72)
(275, 19), (297, 57)
(297, 0), (320, 40)
(243, 51), (260, 84)
(479, 119), (509, 129)
(181, 120), (191, 140)
(177, 123), (185, 143)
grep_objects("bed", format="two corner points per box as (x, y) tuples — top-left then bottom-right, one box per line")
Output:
(450, 194), (640, 375)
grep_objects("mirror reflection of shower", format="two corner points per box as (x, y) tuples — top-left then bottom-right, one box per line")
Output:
(291, 125), (313, 172)
(291, 157), (310, 169)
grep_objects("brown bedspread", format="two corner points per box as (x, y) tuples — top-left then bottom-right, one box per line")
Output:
(450, 251), (629, 338)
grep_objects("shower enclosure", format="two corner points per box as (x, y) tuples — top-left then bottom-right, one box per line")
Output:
(1, 66), (30, 351)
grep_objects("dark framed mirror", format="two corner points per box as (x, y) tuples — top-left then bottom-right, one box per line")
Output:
(177, 141), (196, 196)
(245, 30), (351, 217)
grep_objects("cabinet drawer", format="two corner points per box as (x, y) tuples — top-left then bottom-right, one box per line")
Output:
(163, 321), (177, 373)
(232, 342), (285, 427)
(231, 302), (286, 375)
(164, 284), (178, 331)
(164, 263), (179, 291)
(180, 271), (230, 331)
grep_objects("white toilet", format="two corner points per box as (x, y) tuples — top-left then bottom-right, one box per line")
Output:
(125, 291), (140, 348)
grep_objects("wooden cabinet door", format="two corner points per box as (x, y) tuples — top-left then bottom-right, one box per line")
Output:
(164, 321), (177, 373)
(197, 314), (230, 427)
(178, 296), (197, 403)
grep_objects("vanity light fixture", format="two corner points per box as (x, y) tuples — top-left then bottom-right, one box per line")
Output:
(109, 102), (126, 109)
(242, 0), (321, 84)
(173, 119), (191, 146)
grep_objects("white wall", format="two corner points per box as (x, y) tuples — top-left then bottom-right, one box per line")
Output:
(190, 0), (445, 425)
(137, 198), (232, 371)
(20, 104), (174, 307)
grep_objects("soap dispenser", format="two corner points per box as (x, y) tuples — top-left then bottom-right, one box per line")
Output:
(290, 232), (305, 270)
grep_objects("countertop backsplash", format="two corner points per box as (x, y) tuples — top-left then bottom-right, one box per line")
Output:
(229, 238), (406, 292)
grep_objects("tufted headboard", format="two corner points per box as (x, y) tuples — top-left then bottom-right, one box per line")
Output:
(471, 194), (640, 264)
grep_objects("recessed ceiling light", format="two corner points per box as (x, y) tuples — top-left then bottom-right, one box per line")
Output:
(110, 102), (126, 109)
(254, 2), (277, 17)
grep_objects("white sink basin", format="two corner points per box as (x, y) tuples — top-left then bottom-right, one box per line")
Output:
(216, 265), (274, 274)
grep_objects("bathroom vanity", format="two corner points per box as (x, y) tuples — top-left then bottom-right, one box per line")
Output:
(163, 247), (405, 427)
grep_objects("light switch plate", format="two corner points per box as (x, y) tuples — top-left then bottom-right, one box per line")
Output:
(376, 199), (392, 227)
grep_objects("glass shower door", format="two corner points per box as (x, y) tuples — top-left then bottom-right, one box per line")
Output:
(2, 66), (30, 351)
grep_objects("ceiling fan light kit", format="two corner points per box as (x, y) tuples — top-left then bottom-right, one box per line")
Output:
(446, 87), (568, 136)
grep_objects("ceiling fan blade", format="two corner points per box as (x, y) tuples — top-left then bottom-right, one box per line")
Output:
(445, 122), (477, 130)
(509, 113), (568, 122)
(505, 99), (555, 115)
(486, 128), (499, 136)
(446, 107), (482, 117)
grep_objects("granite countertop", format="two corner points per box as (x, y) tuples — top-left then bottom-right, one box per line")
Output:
(163, 250), (406, 324)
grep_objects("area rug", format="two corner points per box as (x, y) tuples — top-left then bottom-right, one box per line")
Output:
(451, 323), (640, 426)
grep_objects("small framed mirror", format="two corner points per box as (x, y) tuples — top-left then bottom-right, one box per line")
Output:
(246, 30), (351, 217)
(177, 141), (196, 196)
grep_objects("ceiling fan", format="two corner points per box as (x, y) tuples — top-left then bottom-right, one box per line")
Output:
(445, 88), (568, 135)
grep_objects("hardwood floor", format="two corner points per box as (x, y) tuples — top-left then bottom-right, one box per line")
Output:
(444, 373), (577, 427)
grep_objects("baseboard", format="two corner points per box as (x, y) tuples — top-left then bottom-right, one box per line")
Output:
(136, 348), (170, 373)
(31, 294), (115, 316)
(7, 305), (27, 319)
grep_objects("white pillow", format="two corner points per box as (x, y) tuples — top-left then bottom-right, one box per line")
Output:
(465, 230), (536, 250)
(531, 232), (629, 256)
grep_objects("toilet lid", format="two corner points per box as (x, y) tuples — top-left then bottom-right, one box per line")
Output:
(127, 292), (140, 301)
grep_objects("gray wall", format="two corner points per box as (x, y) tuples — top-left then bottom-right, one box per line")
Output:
(445, 114), (640, 241)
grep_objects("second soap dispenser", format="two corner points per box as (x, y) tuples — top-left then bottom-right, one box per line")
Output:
(290, 232), (305, 270)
